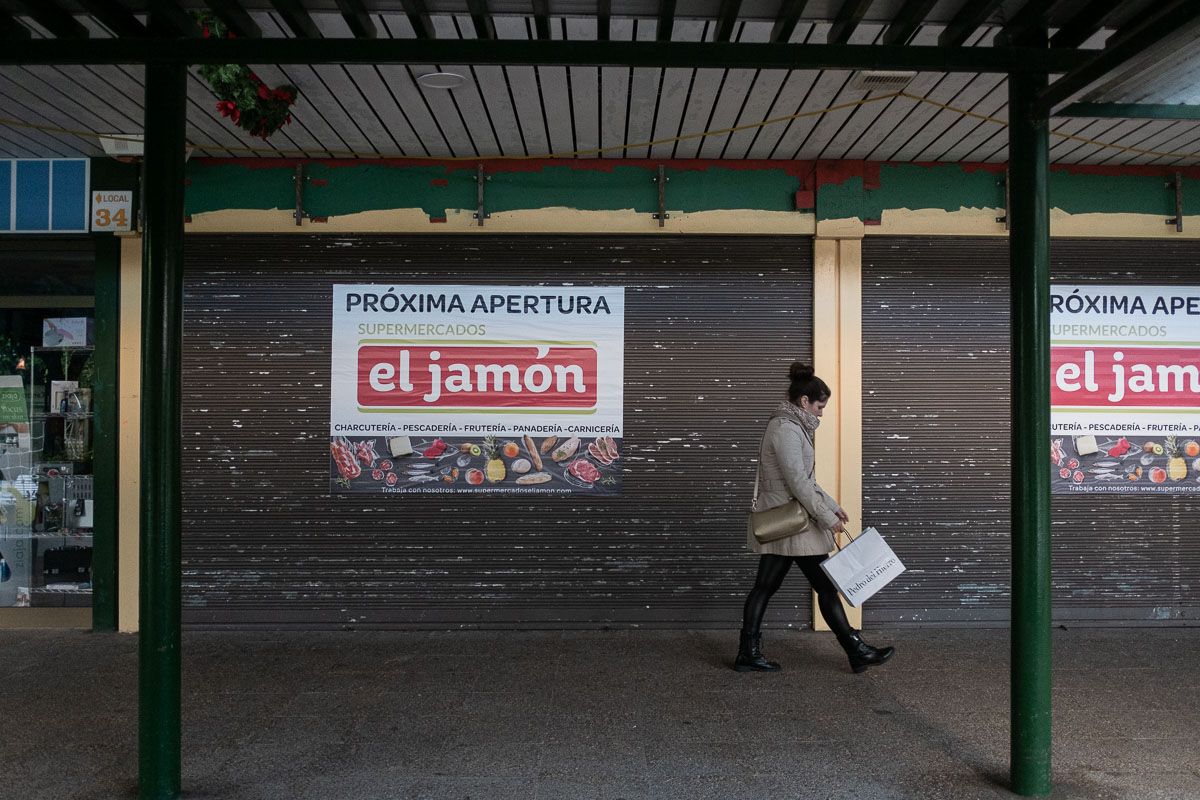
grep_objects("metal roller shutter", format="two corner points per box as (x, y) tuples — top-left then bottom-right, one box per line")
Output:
(181, 234), (814, 629)
(862, 237), (1200, 626)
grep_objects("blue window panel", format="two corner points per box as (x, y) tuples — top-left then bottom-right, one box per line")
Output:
(15, 160), (50, 231)
(0, 161), (11, 231)
(51, 159), (88, 231)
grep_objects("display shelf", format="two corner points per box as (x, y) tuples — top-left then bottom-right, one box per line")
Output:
(0, 532), (93, 540)
(30, 412), (94, 420)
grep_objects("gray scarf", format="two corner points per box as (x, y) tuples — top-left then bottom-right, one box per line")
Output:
(770, 400), (820, 443)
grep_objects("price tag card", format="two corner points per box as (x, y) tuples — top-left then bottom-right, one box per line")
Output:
(91, 190), (132, 232)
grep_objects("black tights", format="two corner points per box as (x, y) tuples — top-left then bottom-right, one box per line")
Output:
(742, 554), (855, 639)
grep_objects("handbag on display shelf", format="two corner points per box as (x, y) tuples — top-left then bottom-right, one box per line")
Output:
(747, 468), (812, 544)
(820, 526), (906, 607)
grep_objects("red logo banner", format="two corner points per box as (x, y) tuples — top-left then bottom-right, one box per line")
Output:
(1052, 346), (1200, 408)
(357, 345), (598, 408)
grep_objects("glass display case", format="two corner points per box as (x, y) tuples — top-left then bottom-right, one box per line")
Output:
(0, 346), (94, 608)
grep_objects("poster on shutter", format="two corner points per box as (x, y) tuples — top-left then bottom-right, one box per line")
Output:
(1051, 285), (1200, 494)
(329, 285), (624, 495)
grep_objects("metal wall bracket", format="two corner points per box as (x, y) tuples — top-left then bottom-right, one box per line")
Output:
(292, 163), (307, 226)
(473, 163), (490, 226)
(1166, 172), (1183, 232)
(996, 169), (1009, 229)
(652, 165), (669, 227)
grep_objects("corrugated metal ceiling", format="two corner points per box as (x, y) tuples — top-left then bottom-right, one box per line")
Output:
(0, 2), (1197, 165)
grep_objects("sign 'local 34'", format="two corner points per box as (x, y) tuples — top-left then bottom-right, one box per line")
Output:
(329, 285), (625, 496)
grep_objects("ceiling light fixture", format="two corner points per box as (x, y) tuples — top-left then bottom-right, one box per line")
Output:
(416, 71), (467, 90)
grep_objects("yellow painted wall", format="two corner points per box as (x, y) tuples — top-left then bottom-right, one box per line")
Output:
(118, 235), (141, 634)
(811, 236), (865, 632)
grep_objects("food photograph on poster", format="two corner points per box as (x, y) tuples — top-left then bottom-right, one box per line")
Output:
(328, 284), (624, 496)
(1050, 285), (1200, 494)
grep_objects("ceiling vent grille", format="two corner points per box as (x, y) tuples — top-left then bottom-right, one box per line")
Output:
(848, 70), (917, 92)
(98, 134), (144, 157)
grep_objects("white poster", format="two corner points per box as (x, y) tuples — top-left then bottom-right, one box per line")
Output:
(1051, 284), (1200, 493)
(330, 284), (624, 495)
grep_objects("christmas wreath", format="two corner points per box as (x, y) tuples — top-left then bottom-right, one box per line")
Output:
(195, 14), (299, 139)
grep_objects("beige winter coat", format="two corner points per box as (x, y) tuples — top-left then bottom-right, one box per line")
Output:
(747, 403), (841, 557)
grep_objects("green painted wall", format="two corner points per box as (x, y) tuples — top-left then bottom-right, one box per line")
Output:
(185, 162), (801, 219)
(182, 160), (1199, 221)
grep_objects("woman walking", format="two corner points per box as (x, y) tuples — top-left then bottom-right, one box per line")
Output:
(735, 362), (895, 674)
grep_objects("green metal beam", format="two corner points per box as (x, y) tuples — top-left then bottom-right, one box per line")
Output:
(139, 59), (187, 800)
(91, 233), (120, 633)
(1058, 102), (1200, 119)
(464, 0), (494, 40)
(714, 0), (743, 43)
(1009, 34), (1053, 798)
(0, 38), (1094, 72)
(938, 0), (1004, 47)
(12, 0), (89, 39)
(995, 0), (1049, 48)
(828, 0), (874, 46)
(881, 0), (937, 46)
(270, 0), (323, 39)
(398, 0), (433, 39)
(77, 0), (149, 38)
(148, 2), (202, 38)
(335, 0), (377, 39)
(1035, 0), (1200, 116)
(203, 0), (263, 38)
(1049, 0), (1122, 49)
(771, 0), (811, 43)
(657, 0), (676, 42)
(1009, 67), (1054, 800)
(0, 10), (31, 40)
(533, 0), (551, 40)
(597, 0), (610, 41)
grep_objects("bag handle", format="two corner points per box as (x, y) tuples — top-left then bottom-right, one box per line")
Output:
(831, 525), (866, 553)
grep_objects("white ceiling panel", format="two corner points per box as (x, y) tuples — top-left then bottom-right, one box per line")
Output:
(538, 66), (575, 157)
(894, 74), (1005, 162)
(599, 65), (630, 159)
(744, 67), (820, 159)
(670, 67), (722, 160)
(722, 69), (788, 160)
(769, 67), (848, 160)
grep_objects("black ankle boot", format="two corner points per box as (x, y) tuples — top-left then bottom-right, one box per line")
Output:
(733, 631), (781, 672)
(837, 631), (895, 674)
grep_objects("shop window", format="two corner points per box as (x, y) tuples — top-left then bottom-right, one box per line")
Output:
(1, 308), (95, 610)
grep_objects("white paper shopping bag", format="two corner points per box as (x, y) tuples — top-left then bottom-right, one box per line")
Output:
(820, 527), (905, 607)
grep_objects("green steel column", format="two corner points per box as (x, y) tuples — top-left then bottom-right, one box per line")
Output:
(91, 234), (121, 632)
(1008, 64), (1053, 795)
(139, 59), (187, 800)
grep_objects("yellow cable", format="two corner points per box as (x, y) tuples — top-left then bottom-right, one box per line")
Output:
(2, 88), (1198, 162)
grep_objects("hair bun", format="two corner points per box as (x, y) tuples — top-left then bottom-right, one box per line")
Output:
(788, 361), (814, 382)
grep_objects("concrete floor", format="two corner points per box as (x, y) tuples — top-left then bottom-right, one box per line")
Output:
(2, 627), (1197, 800)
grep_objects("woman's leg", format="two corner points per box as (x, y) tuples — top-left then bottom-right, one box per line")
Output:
(794, 555), (895, 673)
(793, 555), (854, 637)
(734, 554), (793, 671)
(742, 554), (793, 634)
